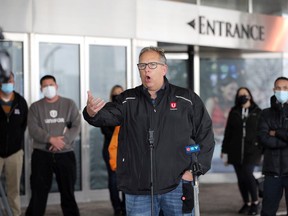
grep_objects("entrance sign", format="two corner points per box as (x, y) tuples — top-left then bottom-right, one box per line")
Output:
(137, 0), (288, 52)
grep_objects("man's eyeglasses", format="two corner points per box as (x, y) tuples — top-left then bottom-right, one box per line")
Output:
(137, 62), (165, 70)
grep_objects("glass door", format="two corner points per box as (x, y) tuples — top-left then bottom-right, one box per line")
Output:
(84, 38), (130, 196)
(1, 32), (29, 204)
(31, 34), (84, 204)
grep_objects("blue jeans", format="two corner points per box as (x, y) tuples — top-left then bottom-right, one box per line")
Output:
(125, 181), (195, 216)
(261, 175), (288, 216)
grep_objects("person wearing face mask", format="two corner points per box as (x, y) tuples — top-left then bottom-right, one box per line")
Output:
(258, 76), (288, 216)
(99, 85), (125, 216)
(221, 87), (262, 215)
(0, 72), (28, 216)
(25, 75), (81, 216)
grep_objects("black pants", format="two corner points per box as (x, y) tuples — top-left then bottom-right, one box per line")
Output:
(261, 176), (288, 216)
(103, 147), (125, 213)
(25, 150), (80, 216)
(233, 164), (258, 203)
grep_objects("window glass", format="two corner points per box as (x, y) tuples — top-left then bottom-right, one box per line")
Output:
(252, 0), (283, 15)
(201, 0), (249, 12)
(166, 59), (188, 88)
(0, 41), (24, 95)
(164, 0), (197, 4)
(39, 43), (80, 107)
(89, 45), (126, 189)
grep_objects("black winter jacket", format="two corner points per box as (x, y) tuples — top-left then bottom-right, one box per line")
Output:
(0, 92), (28, 157)
(258, 96), (288, 176)
(83, 79), (215, 195)
(222, 104), (262, 165)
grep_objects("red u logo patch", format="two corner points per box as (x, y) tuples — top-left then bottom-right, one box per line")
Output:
(170, 102), (177, 109)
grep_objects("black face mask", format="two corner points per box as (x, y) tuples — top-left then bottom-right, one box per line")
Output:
(111, 95), (117, 102)
(237, 95), (249, 106)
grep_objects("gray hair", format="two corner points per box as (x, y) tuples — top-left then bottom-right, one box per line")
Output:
(139, 46), (167, 64)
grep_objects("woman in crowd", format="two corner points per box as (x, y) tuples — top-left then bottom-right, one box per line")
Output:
(221, 87), (262, 215)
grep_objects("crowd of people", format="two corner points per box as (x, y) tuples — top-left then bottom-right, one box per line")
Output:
(1, 47), (288, 216)
(220, 77), (288, 215)
(0, 72), (81, 216)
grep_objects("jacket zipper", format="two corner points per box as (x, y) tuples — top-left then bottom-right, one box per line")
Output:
(6, 102), (17, 122)
(279, 109), (285, 176)
(148, 99), (156, 190)
(241, 120), (246, 164)
(240, 108), (250, 164)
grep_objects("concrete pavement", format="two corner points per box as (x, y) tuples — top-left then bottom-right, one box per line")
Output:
(27, 183), (287, 216)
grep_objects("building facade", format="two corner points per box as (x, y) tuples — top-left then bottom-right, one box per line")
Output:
(0, 0), (287, 205)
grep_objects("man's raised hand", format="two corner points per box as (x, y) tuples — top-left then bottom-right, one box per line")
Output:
(86, 91), (106, 117)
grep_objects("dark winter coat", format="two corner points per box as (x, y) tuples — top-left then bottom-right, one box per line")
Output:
(258, 96), (288, 176)
(83, 78), (215, 195)
(0, 91), (28, 157)
(222, 103), (262, 165)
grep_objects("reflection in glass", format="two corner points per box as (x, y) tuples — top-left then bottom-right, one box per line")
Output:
(200, 57), (282, 173)
(89, 45), (126, 189)
(166, 59), (188, 88)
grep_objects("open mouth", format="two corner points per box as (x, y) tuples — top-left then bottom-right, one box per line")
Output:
(146, 76), (151, 81)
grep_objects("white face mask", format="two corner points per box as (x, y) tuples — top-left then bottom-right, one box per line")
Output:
(42, 86), (57, 99)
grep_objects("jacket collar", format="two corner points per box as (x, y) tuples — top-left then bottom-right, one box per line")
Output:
(270, 95), (288, 110)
